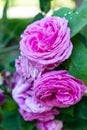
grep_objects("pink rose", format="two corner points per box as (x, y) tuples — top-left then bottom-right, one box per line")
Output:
(15, 56), (41, 81)
(34, 70), (87, 108)
(12, 75), (59, 121)
(19, 108), (59, 121)
(36, 120), (63, 130)
(20, 16), (72, 71)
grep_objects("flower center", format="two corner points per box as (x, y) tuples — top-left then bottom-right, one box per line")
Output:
(28, 22), (58, 52)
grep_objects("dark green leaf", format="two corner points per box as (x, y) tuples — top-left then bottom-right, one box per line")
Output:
(69, 0), (87, 37)
(81, 25), (87, 39)
(18, 114), (35, 130)
(32, 13), (44, 22)
(68, 38), (87, 85)
(2, 97), (17, 112)
(0, 126), (4, 130)
(33, 128), (38, 130)
(1, 111), (20, 130)
(0, 49), (19, 73)
(74, 97), (87, 120)
(64, 118), (87, 130)
(73, 33), (87, 47)
(56, 113), (76, 123)
(2, 0), (8, 24)
(59, 107), (74, 116)
(39, 0), (51, 13)
(52, 7), (73, 20)
(0, 65), (5, 72)
(9, 60), (15, 68)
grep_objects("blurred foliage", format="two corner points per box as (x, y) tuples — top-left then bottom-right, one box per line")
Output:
(0, 18), (32, 72)
(0, 0), (33, 72)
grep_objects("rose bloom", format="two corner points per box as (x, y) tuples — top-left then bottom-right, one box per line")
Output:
(15, 56), (41, 81)
(12, 75), (59, 121)
(36, 120), (63, 130)
(34, 70), (87, 108)
(20, 16), (72, 71)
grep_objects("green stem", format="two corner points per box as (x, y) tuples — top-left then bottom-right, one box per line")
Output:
(2, 0), (9, 24)
(0, 45), (19, 54)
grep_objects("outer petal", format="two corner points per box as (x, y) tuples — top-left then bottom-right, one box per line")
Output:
(36, 120), (63, 130)
(15, 56), (41, 80)
(19, 108), (59, 121)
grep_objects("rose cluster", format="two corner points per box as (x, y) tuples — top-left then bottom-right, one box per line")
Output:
(12, 16), (87, 130)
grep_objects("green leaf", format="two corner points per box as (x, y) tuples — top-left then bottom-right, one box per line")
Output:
(1, 111), (20, 130)
(9, 60), (15, 68)
(0, 18), (32, 48)
(73, 33), (87, 47)
(64, 118), (87, 130)
(68, 38), (87, 85)
(18, 114), (35, 130)
(52, 7), (73, 20)
(39, 0), (51, 13)
(0, 126), (4, 130)
(0, 47), (19, 73)
(2, 97), (17, 112)
(33, 128), (38, 130)
(69, 0), (87, 37)
(32, 13), (44, 22)
(56, 107), (76, 123)
(52, 0), (87, 38)
(74, 97), (87, 120)
(56, 113), (76, 123)
(2, 0), (8, 24)
(0, 65), (5, 72)
(59, 107), (74, 116)
(81, 25), (87, 39)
